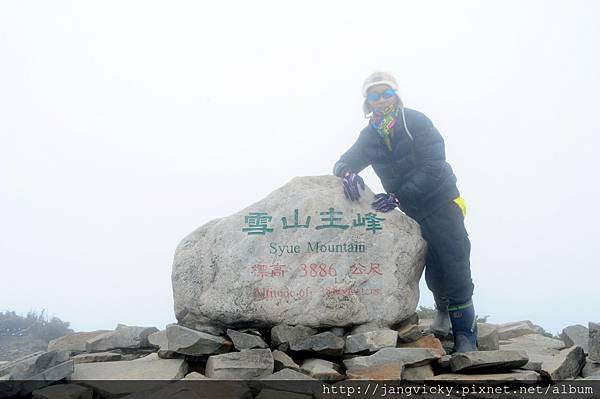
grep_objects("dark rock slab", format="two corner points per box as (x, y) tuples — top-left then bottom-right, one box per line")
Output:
(271, 324), (317, 346)
(449, 350), (529, 373)
(289, 332), (344, 356)
(166, 324), (231, 355)
(227, 329), (268, 350)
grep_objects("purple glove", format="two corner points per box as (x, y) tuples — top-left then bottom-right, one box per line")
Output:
(372, 193), (401, 212)
(342, 171), (365, 201)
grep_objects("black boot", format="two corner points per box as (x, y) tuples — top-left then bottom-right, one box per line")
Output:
(448, 300), (478, 353)
(424, 294), (451, 336)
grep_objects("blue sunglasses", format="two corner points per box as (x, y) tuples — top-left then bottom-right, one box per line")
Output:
(367, 89), (397, 102)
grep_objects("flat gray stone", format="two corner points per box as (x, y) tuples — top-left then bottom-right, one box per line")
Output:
(537, 345), (586, 382)
(70, 353), (187, 380)
(47, 331), (110, 353)
(499, 333), (566, 357)
(166, 324), (231, 355)
(172, 176), (427, 329)
(431, 369), (541, 384)
(205, 349), (274, 379)
(450, 350), (529, 372)
(272, 350), (300, 372)
(349, 322), (390, 335)
(590, 322), (600, 362)
(345, 362), (404, 380)
(477, 323), (499, 351)
(289, 332), (345, 356)
(0, 350), (71, 380)
(72, 351), (121, 364)
(32, 383), (93, 399)
(299, 358), (344, 381)
(147, 329), (167, 350)
(561, 324), (589, 354)
(402, 364), (434, 381)
(344, 329), (397, 354)
(16, 360), (75, 395)
(85, 325), (159, 352)
(582, 358), (600, 378)
(344, 347), (440, 372)
(271, 324), (317, 346)
(181, 324), (225, 336)
(227, 329), (268, 350)
(497, 320), (544, 340)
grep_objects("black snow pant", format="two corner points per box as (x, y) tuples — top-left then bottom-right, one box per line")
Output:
(417, 199), (474, 306)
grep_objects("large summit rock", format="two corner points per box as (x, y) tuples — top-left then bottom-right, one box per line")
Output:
(172, 176), (426, 330)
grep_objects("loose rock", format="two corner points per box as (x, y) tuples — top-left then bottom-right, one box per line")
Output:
(71, 351), (121, 364)
(344, 347), (440, 373)
(397, 335), (446, 357)
(477, 323), (500, 351)
(536, 345), (586, 382)
(271, 324), (317, 346)
(582, 359), (600, 378)
(500, 333), (566, 357)
(70, 353), (187, 380)
(346, 363), (404, 380)
(497, 320), (544, 340)
(85, 325), (158, 352)
(272, 350), (300, 372)
(589, 322), (600, 362)
(561, 324), (589, 353)
(289, 332), (345, 356)
(431, 369), (541, 384)
(227, 329), (269, 350)
(47, 331), (110, 353)
(397, 324), (423, 343)
(299, 358), (344, 381)
(344, 329), (397, 354)
(449, 350), (529, 373)
(205, 349), (274, 379)
(166, 324), (231, 355)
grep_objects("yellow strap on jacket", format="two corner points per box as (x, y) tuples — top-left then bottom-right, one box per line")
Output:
(453, 196), (467, 218)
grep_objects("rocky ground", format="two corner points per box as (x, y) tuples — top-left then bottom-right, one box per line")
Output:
(0, 318), (599, 398)
(0, 336), (48, 363)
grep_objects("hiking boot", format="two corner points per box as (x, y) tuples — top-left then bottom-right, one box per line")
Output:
(423, 294), (451, 337)
(449, 300), (478, 353)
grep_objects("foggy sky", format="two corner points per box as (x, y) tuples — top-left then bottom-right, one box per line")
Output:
(1, 0), (598, 335)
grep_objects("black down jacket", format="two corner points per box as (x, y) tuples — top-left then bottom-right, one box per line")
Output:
(333, 107), (460, 221)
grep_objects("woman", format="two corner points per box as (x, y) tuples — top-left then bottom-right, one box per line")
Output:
(333, 71), (478, 353)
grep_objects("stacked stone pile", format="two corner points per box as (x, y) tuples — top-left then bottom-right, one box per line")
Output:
(0, 319), (598, 398)
(2, 177), (598, 398)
